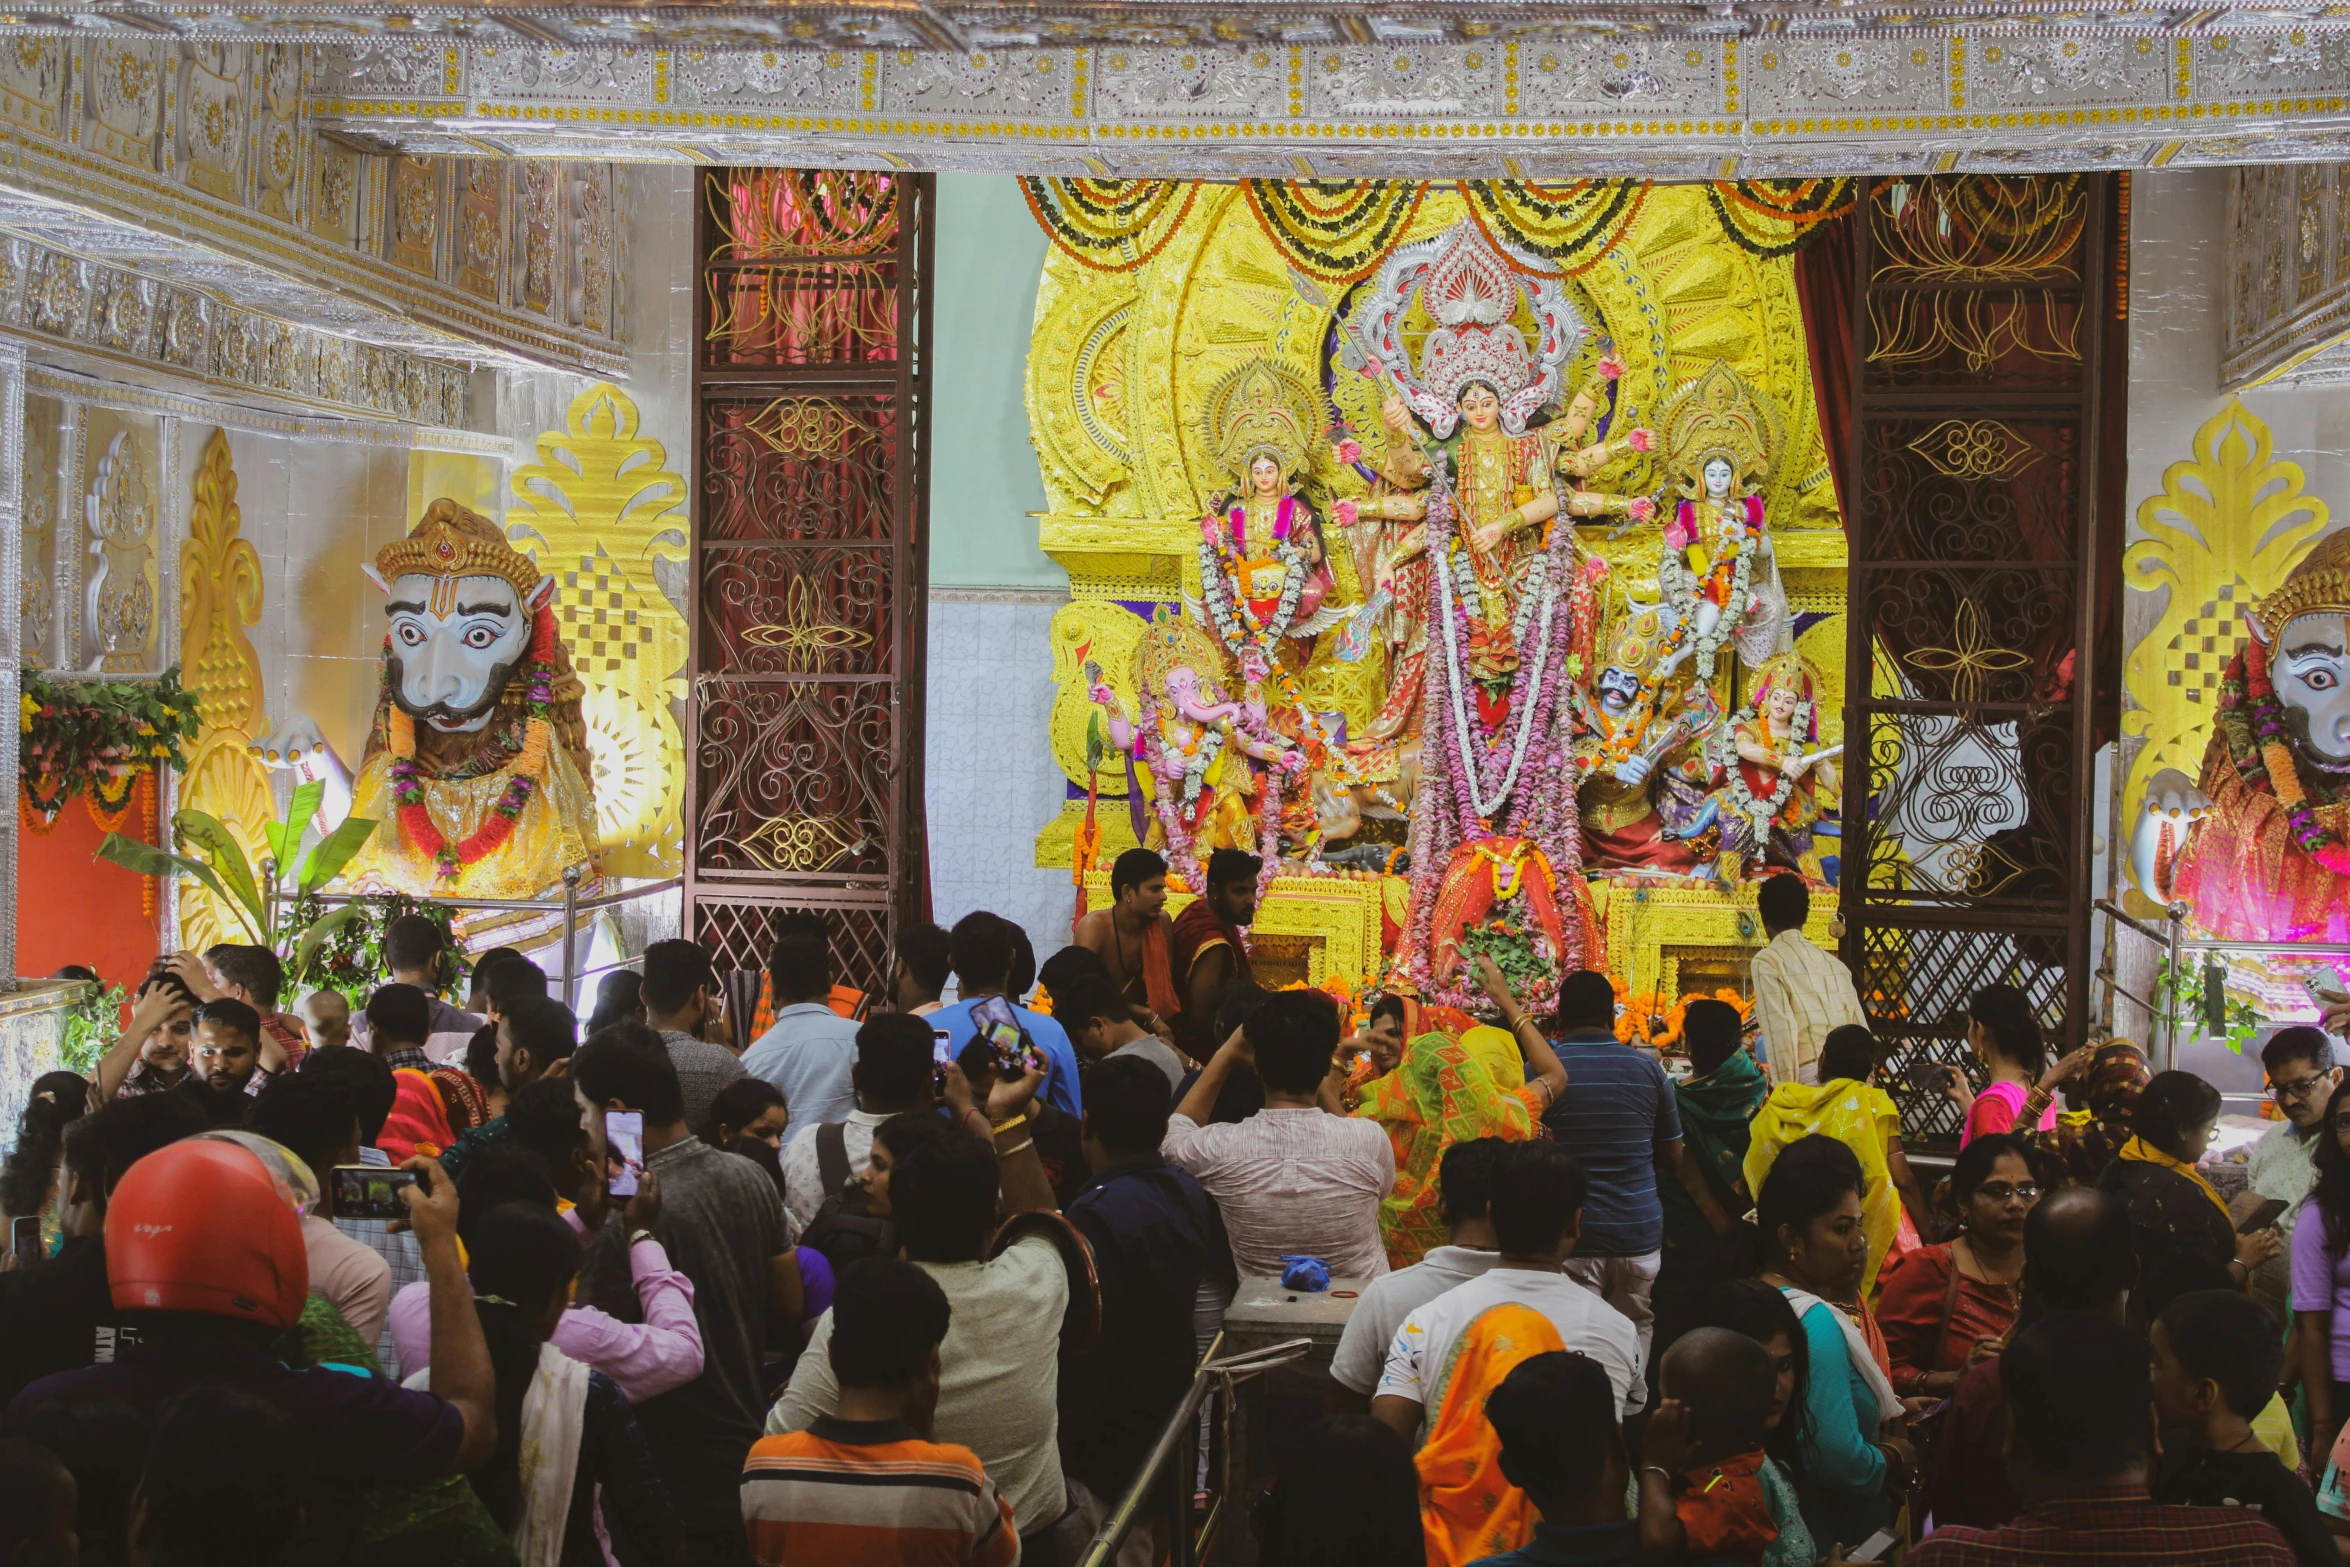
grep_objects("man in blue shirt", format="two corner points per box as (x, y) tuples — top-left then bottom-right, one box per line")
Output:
(741, 912), (862, 1144)
(1061, 1054), (1229, 1516)
(1541, 969), (1729, 1365)
(928, 913), (1083, 1117)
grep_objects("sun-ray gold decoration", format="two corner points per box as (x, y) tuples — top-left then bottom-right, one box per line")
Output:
(2122, 398), (2331, 827)
(507, 382), (689, 877)
(175, 429), (276, 948)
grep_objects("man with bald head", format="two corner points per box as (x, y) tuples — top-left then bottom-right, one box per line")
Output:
(1924, 1185), (2136, 1530)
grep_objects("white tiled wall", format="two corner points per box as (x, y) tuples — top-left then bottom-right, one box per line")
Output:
(922, 590), (1074, 959)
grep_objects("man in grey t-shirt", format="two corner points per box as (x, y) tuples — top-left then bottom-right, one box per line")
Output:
(640, 938), (747, 1131)
(574, 1023), (792, 1567)
(1327, 1137), (1506, 1407)
(1057, 975), (1187, 1091)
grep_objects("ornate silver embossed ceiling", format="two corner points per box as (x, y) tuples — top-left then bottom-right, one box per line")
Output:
(0, 6), (2341, 174)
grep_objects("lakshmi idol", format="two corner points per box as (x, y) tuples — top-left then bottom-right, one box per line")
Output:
(1192, 358), (1346, 691)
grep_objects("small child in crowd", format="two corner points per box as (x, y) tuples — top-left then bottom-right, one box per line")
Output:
(1639, 1327), (1800, 1567)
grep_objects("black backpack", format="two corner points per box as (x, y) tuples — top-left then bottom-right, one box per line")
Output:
(797, 1122), (892, 1273)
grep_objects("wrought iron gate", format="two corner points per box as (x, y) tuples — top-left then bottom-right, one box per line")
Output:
(686, 169), (933, 1000)
(1841, 174), (2126, 1144)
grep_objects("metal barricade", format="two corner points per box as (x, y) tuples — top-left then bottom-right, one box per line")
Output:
(2097, 896), (2350, 1072)
(1074, 1334), (1315, 1567)
(266, 869), (684, 1009)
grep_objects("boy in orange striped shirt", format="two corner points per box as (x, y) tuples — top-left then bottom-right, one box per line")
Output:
(741, 1257), (1019, 1566)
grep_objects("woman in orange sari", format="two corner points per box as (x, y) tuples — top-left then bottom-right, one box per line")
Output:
(1414, 1301), (1569, 1566)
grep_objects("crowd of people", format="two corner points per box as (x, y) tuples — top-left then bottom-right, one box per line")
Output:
(0, 854), (2345, 1567)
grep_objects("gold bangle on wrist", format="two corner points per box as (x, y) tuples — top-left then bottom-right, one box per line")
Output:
(997, 1138), (1034, 1159)
(991, 1112), (1028, 1135)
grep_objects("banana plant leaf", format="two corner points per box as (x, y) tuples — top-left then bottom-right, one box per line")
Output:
(95, 832), (264, 943)
(267, 780), (324, 879)
(290, 904), (371, 977)
(172, 809), (264, 931)
(297, 813), (379, 895)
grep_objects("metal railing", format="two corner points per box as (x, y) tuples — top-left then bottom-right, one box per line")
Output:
(1075, 1334), (1315, 1567)
(264, 867), (684, 1009)
(2098, 897), (2350, 1072)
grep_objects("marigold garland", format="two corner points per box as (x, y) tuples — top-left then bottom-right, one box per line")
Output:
(1463, 178), (1650, 277)
(18, 667), (198, 828)
(1019, 177), (1198, 272)
(1702, 178), (1857, 258)
(389, 606), (560, 881)
(1242, 180), (1429, 283)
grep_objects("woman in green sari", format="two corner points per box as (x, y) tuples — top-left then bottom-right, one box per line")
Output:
(1656, 1000), (1770, 1336)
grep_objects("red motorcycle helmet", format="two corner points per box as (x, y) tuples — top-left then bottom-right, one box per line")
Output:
(105, 1136), (308, 1331)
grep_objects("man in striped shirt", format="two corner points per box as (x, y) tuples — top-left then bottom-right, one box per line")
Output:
(742, 1257), (1019, 1566)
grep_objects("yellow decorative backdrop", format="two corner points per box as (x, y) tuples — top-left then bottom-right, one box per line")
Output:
(1027, 181), (1846, 864)
(175, 430), (277, 948)
(507, 382), (690, 878)
(2122, 400), (2332, 832)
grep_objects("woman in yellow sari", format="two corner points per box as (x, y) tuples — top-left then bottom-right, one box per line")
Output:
(1743, 1026), (1932, 1295)
(1414, 1301), (1568, 1566)
(1356, 963), (1569, 1268)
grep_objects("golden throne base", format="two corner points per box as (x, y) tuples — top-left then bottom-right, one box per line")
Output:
(1596, 875), (1840, 1005)
(1079, 868), (1404, 993)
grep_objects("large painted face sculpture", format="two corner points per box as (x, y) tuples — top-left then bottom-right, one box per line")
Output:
(2259, 609), (2350, 763)
(1595, 665), (1643, 718)
(381, 572), (555, 733)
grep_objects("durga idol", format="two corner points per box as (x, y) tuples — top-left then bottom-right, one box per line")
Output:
(257, 500), (600, 898)
(1367, 225), (1654, 727)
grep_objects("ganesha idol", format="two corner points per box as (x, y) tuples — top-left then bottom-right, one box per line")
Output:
(253, 500), (600, 898)
(1090, 611), (1316, 884)
(2132, 529), (2350, 942)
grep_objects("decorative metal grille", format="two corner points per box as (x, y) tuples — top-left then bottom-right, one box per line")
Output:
(1843, 174), (2122, 1148)
(687, 169), (932, 1001)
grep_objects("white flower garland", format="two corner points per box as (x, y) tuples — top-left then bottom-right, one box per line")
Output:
(1719, 695), (1815, 841)
(1662, 502), (1759, 681)
(1198, 506), (1311, 659)
(1435, 529), (1560, 822)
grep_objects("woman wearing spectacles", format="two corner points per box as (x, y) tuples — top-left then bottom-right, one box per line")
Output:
(1875, 1132), (2040, 1398)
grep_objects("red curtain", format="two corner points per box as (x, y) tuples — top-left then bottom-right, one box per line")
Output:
(1792, 208), (1856, 532)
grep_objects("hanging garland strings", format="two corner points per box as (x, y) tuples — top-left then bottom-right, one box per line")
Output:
(1702, 177), (1857, 258)
(1026, 177), (1846, 279)
(1241, 180), (1429, 283)
(1018, 177), (1198, 272)
(1464, 178), (1651, 276)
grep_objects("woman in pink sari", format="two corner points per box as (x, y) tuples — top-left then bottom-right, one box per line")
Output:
(1943, 984), (2060, 1146)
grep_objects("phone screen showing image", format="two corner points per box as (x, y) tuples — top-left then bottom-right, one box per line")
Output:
(9, 1214), (42, 1269)
(605, 1109), (645, 1198)
(332, 1165), (421, 1222)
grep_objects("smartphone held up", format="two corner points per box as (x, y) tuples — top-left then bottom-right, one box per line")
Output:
(605, 1109), (645, 1198)
(332, 1165), (427, 1222)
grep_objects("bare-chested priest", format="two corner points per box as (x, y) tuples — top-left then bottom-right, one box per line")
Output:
(1072, 848), (1182, 1026)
